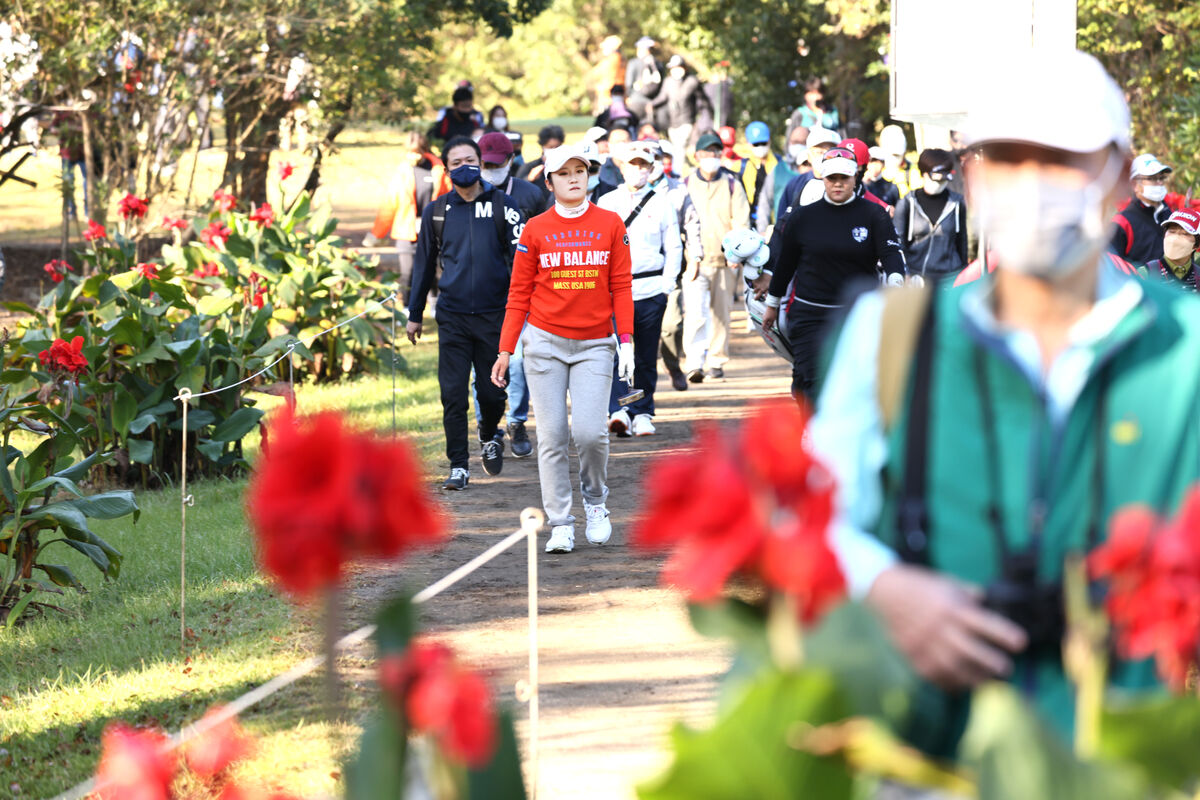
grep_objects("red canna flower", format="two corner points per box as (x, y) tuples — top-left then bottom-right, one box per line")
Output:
(93, 722), (177, 800)
(118, 193), (149, 219)
(38, 336), (89, 375)
(246, 410), (446, 597)
(1090, 490), (1200, 690)
(278, 161), (295, 180)
(161, 215), (188, 231)
(379, 639), (497, 767)
(83, 219), (107, 241)
(632, 400), (844, 622)
(135, 262), (160, 280)
(248, 202), (275, 227)
(213, 189), (237, 213)
(184, 706), (255, 778)
(193, 261), (221, 278)
(201, 221), (232, 250)
(43, 259), (70, 283)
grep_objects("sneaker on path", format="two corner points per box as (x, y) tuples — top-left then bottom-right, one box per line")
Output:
(442, 467), (469, 491)
(480, 438), (504, 476)
(705, 366), (725, 379)
(584, 501), (612, 545)
(508, 421), (533, 458)
(608, 408), (632, 438)
(687, 368), (705, 384)
(632, 414), (656, 436)
(546, 525), (575, 553)
(668, 368), (689, 392)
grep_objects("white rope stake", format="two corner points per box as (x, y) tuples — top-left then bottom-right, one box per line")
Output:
(523, 508), (542, 800)
(178, 388), (193, 647)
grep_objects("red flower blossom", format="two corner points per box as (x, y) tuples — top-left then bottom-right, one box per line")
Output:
(248, 202), (275, 227)
(119, 193), (149, 219)
(632, 400), (845, 622)
(184, 706), (255, 778)
(1089, 489), (1200, 690)
(135, 262), (160, 280)
(193, 261), (221, 278)
(213, 189), (237, 213)
(93, 722), (177, 800)
(43, 259), (70, 283)
(246, 410), (446, 597)
(161, 215), (188, 231)
(201, 221), (232, 250)
(379, 640), (497, 767)
(83, 219), (107, 241)
(278, 161), (295, 180)
(38, 336), (89, 375)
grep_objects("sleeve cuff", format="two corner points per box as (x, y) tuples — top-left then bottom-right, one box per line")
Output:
(764, 295), (783, 309)
(830, 521), (898, 599)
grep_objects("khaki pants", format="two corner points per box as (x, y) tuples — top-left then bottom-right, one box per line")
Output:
(682, 262), (733, 372)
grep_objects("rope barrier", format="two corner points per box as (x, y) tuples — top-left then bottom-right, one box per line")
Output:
(50, 508), (546, 800)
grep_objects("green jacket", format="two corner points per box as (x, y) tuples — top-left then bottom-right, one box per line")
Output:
(880, 278), (1200, 755)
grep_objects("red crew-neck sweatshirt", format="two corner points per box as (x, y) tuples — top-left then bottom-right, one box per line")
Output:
(499, 204), (634, 353)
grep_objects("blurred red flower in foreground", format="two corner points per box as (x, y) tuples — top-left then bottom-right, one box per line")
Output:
(193, 261), (221, 278)
(1089, 489), (1200, 690)
(247, 410), (446, 597)
(83, 219), (107, 241)
(161, 215), (188, 231)
(184, 706), (255, 778)
(248, 202), (275, 227)
(43, 259), (69, 283)
(213, 188), (238, 213)
(119, 193), (149, 219)
(633, 399), (844, 623)
(94, 723), (176, 800)
(379, 639), (497, 767)
(201, 221), (232, 250)
(278, 161), (295, 180)
(135, 262), (160, 280)
(38, 336), (88, 374)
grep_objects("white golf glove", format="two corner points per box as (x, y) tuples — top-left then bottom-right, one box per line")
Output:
(617, 341), (635, 384)
(362, 232), (380, 247)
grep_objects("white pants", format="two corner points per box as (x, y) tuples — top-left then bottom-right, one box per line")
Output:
(682, 263), (733, 372)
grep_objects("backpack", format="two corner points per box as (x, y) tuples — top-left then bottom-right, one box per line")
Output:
(429, 189), (512, 272)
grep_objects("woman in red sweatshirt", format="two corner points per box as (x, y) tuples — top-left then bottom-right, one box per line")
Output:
(491, 143), (635, 554)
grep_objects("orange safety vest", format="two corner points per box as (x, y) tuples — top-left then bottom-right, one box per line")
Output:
(371, 152), (449, 242)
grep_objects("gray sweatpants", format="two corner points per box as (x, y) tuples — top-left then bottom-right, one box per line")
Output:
(521, 324), (615, 528)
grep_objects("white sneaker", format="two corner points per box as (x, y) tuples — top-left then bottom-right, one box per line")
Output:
(584, 502), (612, 545)
(608, 409), (632, 438)
(631, 414), (656, 436)
(545, 525), (575, 553)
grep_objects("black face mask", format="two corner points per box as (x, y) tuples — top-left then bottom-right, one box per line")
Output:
(449, 164), (481, 188)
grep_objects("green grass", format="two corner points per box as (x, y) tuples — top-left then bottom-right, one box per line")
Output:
(0, 338), (444, 799)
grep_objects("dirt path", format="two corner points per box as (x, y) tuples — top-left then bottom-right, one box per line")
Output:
(346, 308), (792, 798)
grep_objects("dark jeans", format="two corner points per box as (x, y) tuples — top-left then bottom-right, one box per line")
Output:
(437, 309), (507, 470)
(787, 304), (837, 402)
(658, 287), (685, 376)
(610, 294), (668, 417)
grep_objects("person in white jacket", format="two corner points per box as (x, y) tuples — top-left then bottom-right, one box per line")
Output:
(599, 141), (683, 436)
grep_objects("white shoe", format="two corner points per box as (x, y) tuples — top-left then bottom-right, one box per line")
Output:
(608, 409), (632, 438)
(631, 414), (656, 436)
(584, 502), (612, 545)
(545, 525), (575, 553)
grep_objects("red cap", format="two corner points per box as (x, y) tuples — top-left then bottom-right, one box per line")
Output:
(478, 132), (514, 165)
(1163, 208), (1200, 236)
(718, 126), (737, 148)
(839, 138), (869, 168)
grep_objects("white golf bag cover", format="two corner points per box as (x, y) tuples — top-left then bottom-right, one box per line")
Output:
(722, 229), (793, 363)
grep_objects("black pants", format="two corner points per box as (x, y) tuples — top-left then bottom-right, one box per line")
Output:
(610, 293), (668, 417)
(787, 304), (836, 402)
(437, 309), (507, 470)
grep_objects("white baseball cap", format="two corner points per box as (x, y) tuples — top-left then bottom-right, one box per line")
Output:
(616, 141), (655, 164)
(544, 144), (593, 174)
(820, 148), (858, 178)
(1131, 153), (1172, 179)
(806, 127), (840, 149)
(583, 126), (609, 144)
(966, 50), (1130, 153)
(867, 146), (888, 162)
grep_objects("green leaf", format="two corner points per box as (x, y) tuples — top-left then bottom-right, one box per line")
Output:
(196, 439), (226, 462)
(372, 594), (417, 656)
(35, 562), (84, 589)
(1, 301), (38, 314)
(209, 407), (264, 443)
(102, 316), (145, 348)
(53, 450), (110, 483)
(111, 385), (138, 437)
(128, 438), (154, 464)
(1098, 694), (1200, 789)
(168, 409), (216, 431)
(109, 270), (141, 291)
(638, 670), (853, 800)
(128, 413), (159, 435)
(6, 590), (39, 627)
(467, 709), (527, 800)
(196, 295), (237, 317)
(959, 683), (1147, 800)
(62, 538), (111, 575)
(68, 490), (139, 521)
(128, 343), (174, 366)
(344, 708), (407, 800)
(24, 476), (84, 498)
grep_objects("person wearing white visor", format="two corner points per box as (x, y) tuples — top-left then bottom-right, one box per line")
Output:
(809, 49), (1200, 755)
(1111, 153), (1173, 264)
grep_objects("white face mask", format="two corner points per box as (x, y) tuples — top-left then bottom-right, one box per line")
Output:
(649, 162), (664, 182)
(751, 145), (769, 160)
(923, 177), (948, 195)
(481, 165), (510, 186)
(1142, 183), (1168, 204)
(977, 152), (1121, 279)
(1164, 232), (1196, 263)
(788, 144), (807, 163)
(587, 174), (600, 191)
(698, 157), (721, 175)
(492, 115), (507, 130)
(626, 166), (651, 189)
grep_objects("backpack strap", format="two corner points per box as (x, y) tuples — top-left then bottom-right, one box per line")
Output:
(431, 194), (450, 271)
(877, 285), (933, 432)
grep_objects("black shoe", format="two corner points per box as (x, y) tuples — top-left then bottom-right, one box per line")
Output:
(687, 368), (705, 384)
(508, 421), (533, 458)
(705, 367), (725, 379)
(480, 438), (504, 476)
(478, 427), (505, 448)
(669, 369), (689, 392)
(442, 467), (469, 490)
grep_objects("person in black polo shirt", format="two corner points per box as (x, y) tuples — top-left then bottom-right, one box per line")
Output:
(762, 147), (905, 400)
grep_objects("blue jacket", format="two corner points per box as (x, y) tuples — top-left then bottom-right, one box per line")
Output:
(409, 183), (525, 323)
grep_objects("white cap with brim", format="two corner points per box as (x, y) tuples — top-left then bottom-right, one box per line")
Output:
(821, 156), (858, 178)
(544, 144), (593, 175)
(616, 141), (655, 164)
(966, 49), (1130, 153)
(867, 146), (888, 162)
(583, 126), (609, 144)
(806, 127), (840, 149)
(1131, 153), (1173, 179)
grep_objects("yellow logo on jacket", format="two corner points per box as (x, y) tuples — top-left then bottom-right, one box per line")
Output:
(1110, 416), (1140, 445)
